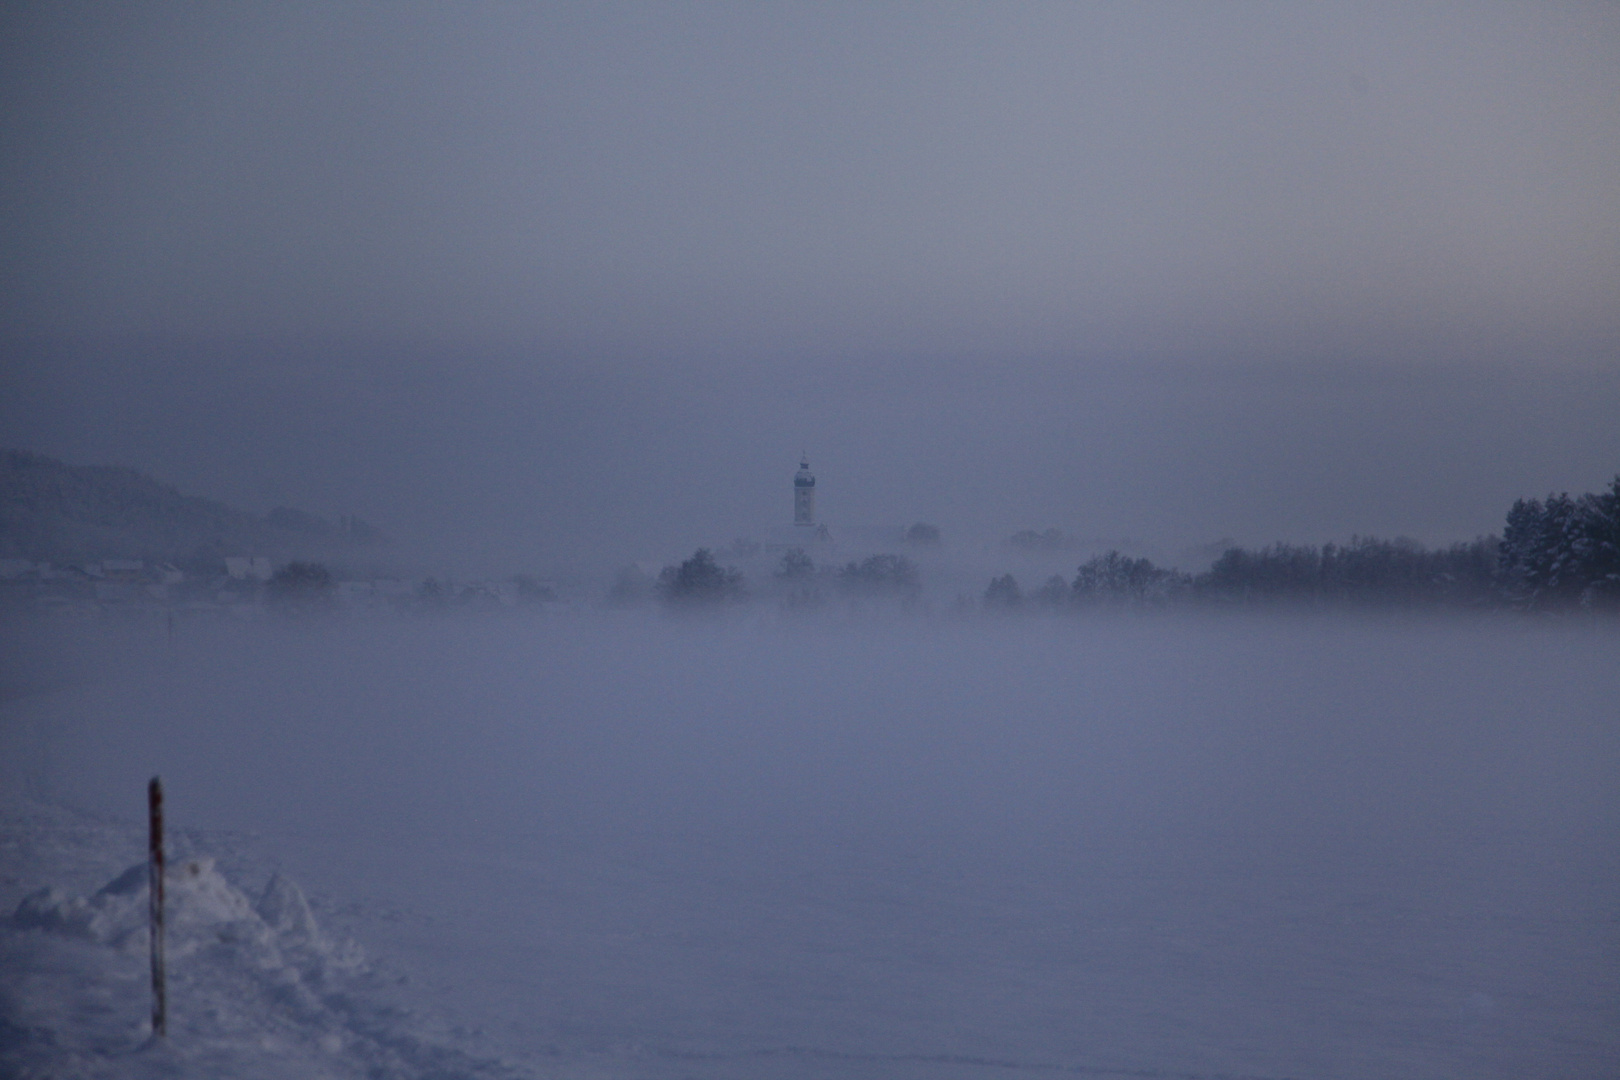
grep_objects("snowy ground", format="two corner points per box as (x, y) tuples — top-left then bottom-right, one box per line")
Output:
(2, 610), (1617, 1079)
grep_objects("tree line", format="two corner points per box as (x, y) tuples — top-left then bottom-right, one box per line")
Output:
(651, 548), (924, 609)
(643, 476), (1618, 614)
(988, 476), (1620, 613)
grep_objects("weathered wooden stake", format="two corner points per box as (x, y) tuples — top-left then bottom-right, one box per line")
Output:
(148, 776), (166, 1038)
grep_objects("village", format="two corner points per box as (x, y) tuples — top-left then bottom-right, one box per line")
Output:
(0, 556), (559, 621)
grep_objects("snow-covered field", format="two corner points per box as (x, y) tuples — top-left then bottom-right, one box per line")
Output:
(3, 611), (1617, 1079)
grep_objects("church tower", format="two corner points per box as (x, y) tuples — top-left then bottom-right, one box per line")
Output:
(793, 457), (816, 526)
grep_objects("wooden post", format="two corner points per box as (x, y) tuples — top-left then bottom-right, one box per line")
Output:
(148, 776), (166, 1038)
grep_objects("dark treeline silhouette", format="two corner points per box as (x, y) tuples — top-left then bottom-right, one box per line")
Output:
(984, 573), (1021, 609)
(651, 548), (925, 610)
(657, 548), (747, 607)
(1072, 550), (1193, 606)
(985, 476), (1620, 614)
(839, 553), (921, 599)
(265, 560), (336, 613)
(1196, 536), (1499, 607)
(1499, 477), (1620, 610)
(649, 478), (1617, 615)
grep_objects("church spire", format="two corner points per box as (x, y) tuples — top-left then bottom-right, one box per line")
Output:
(793, 457), (816, 526)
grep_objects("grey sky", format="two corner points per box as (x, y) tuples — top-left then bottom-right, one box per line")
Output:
(2, 3), (1617, 574)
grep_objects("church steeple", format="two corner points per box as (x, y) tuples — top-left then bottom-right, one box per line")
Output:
(793, 456), (816, 526)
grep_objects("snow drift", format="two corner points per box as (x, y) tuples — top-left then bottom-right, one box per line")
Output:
(1, 821), (504, 1079)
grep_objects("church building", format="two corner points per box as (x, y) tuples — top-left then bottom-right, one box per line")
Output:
(766, 456), (833, 549)
(794, 457), (816, 526)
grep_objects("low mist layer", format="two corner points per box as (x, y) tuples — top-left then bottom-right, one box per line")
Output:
(4, 612), (1616, 1077)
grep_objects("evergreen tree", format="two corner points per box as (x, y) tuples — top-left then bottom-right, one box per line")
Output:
(1500, 494), (1584, 608)
(1502, 476), (1620, 610)
(657, 549), (746, 607)
(1573, 477), (1620, 608)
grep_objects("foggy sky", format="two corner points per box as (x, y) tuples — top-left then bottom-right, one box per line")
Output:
(2, 3), (1617, 575)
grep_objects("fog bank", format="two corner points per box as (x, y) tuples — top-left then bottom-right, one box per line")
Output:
(3, 612), (1616, 1076)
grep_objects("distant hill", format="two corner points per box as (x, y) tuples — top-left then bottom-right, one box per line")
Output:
(0, 449), (388, 567)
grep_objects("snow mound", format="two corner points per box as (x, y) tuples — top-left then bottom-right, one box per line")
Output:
(12, 858), (336, 962)
(3, 854), (510, 1078)
(256, 870), (324, 944)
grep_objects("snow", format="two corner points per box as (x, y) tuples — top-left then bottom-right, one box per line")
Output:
(0, 802), (510, 1079)
(3, 611), (1618, 1078)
